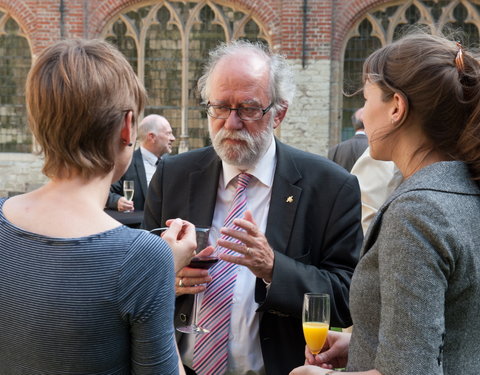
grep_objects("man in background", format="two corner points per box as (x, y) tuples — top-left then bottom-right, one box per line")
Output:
(144, 40), (362, 374)
(328, 107), (368, 172)
(106, 114), (175, 211)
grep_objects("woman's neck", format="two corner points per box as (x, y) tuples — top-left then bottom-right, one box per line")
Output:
(392, 128), (448, 179)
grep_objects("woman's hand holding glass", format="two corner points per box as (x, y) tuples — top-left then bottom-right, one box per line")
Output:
(305, 330), (350, 369)
(159, 218), (197, 273)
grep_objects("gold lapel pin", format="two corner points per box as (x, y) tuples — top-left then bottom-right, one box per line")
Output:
(286, 196), (294, 203)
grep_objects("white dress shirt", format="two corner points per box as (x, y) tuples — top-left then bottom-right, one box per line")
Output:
(350, 147), (403, 234)
(140, 146), (158, 186)
(180, 136), (277, 375)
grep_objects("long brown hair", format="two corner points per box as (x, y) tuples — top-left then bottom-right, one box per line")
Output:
(363, 32), (480, 180)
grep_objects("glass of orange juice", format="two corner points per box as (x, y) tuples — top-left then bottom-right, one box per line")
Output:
(302, 293), (330, 355)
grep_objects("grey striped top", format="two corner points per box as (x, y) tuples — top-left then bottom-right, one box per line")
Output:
(0, 198), (178, 374)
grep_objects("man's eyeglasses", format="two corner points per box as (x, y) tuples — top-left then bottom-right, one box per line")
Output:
(205, 102), (273, 121)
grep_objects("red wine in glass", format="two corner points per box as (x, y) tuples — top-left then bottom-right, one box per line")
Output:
(188, 256), (219, 269)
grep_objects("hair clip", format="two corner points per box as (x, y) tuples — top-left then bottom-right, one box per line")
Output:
(455, 42), (465, 74)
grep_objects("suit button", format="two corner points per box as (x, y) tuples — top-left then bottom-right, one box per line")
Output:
(180, 313), (187, 322)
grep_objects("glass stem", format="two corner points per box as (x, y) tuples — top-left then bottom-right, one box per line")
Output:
(192, 293), (200, 327)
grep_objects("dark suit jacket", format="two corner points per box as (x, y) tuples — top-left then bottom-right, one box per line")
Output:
(328, 133), (368, 172)
(106, 148), (148, 211)
(143, 139), (363, 374)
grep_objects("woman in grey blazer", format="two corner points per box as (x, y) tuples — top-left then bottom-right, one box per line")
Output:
(291, 33), (480, 375)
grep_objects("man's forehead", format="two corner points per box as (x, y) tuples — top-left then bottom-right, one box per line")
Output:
(215, 50), (268, 76)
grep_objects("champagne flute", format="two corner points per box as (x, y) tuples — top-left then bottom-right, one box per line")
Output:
(302, 293), (330, 355)
(123, 180), (134, 212)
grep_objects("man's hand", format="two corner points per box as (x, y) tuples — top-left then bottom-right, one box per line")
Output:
(117, 196), (134, 212)
(218, 210), (274, 281)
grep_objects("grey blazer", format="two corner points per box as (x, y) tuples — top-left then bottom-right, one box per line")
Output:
(347, 161), (480, 375)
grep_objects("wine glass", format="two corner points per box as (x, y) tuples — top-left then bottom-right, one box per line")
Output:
(123, 180), (134, 212)
(302, 293), (330, 355)
(177, 226), (219, 334)
(149, 225), (219, 334)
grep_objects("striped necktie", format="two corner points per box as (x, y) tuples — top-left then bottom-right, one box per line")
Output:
(192, 173), (252, 375)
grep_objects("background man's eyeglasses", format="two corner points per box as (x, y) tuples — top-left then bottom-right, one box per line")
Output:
(206, 103), (273, 121)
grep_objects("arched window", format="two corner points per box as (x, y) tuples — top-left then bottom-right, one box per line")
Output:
(0, 11), (31, 152)
(341, 0), (480, 140)
(103, 1), (268, 153)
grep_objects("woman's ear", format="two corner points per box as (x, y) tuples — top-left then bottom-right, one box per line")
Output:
(391, 92), (408, 125)
(120, 110), (134, 147)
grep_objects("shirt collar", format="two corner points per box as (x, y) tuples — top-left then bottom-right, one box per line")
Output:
(221, 135), (277, 188)
(140, 146), (159, 166)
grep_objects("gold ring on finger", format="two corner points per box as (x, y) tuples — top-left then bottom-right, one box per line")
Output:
(178, 278), (184, 287)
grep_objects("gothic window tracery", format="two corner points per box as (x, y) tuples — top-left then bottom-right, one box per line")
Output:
(342, 0), (480, 139)
(103, 1), (268, 152)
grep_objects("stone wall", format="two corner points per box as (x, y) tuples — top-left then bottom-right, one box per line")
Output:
(0, 152), (47, 197)
(281, 59), (331, 156)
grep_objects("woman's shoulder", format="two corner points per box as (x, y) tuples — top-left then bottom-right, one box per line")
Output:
(123, 228), (173, 269)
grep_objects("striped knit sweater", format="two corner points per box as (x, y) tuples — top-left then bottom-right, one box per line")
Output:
(0, 197), (178, 374)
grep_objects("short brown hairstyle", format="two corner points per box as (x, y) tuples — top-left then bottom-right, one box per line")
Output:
(363, 32), (480, 180)
(26, 39), (147, 179)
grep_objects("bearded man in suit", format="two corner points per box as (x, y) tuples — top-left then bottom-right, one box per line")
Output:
(144, 40), (363, 375)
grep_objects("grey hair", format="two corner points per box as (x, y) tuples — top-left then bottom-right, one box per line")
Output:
(197, 40), (296, 114)
(138, 114), (168, 142)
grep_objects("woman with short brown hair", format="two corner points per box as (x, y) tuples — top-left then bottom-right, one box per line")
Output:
(0, 39), (195, 374)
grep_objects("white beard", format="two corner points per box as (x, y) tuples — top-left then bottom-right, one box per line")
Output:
(210, 120), (273, 168)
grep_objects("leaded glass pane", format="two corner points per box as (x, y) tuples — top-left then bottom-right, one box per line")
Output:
(342, 19), (381, 140)
(105, 19), (138, 73)
(0, 16), (31, 152)
(393, 5), (428, 40)
(144, 6), (182, 153)
(443, 3), (480, 47)
(188, 5), (226, 149)
(241, 19), (268, 45)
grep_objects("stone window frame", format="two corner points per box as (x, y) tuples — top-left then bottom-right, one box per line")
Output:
(0, 10), (32, 153)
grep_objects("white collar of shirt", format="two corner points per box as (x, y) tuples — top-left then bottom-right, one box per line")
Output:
(140, 146), (158, 166)
(355, 130), (366, 136)
(221, 135), (277, 189)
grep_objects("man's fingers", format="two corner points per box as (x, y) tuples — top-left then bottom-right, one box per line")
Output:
(217, 239), (250, 255)
(220, 253), (248, 266)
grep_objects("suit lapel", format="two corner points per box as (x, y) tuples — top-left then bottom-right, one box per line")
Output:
(266, 140), (302, 254)
(134, 149), (148, 198)
(188, 149), (222, 226)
